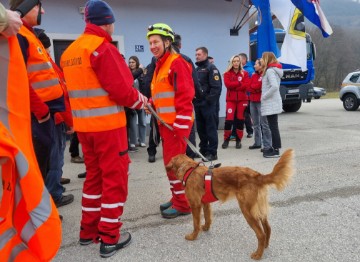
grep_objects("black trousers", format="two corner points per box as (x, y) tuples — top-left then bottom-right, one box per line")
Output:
(147, 116), (160, 156)
(31, 114), (54, 180)
(186, 124), (197, 158)
(266, 114), (282, 149)
(69, 132), (80, 157)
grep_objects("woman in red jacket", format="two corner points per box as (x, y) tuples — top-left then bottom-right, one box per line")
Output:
(247, 58), (272, 151)
(222, 55), (250, 149)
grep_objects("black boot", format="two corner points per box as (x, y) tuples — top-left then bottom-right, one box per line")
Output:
(235, 140), (242, 149)
(222, 140), (229, 149)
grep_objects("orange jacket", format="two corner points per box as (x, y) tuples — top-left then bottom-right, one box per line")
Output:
(0, 35), (61, 262)
(61, 34), (126, 132)
(151, 53), (194, 126)
(19, 25), (64, 103)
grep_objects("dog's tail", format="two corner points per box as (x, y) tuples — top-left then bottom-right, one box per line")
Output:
(260, 149), (294, 191)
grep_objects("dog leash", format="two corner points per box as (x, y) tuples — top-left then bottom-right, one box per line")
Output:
(146, 104), (209, 162)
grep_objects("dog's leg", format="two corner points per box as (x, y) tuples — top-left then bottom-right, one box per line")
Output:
(185, 205), (202, 241)
(201, 203), (212, 231)
(239, 203), (266, 260)
(261, 218), (271, 248)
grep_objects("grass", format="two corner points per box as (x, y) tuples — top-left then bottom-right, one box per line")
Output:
(323, 91), (339, 99)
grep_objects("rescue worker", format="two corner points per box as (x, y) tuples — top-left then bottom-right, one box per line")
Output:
(222, 54), (250, 149)
(194, 46), (222, 161)
(147, 23), (195, 218)
(60, 0), (147, 258)
(0, 5), (62, 260)
(9, 0), (74, 207)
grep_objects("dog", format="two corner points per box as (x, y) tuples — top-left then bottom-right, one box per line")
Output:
(165, 149), (294, 260)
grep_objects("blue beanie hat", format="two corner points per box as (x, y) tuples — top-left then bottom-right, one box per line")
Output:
(85, 0), (115, 26)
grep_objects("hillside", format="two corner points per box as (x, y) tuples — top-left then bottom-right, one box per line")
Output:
(321, 0), (360, 27)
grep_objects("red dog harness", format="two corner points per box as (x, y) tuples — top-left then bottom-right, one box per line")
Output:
(182, 165), (218, 204)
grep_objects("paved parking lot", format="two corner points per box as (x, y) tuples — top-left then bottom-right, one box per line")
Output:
(54, 99), (360, 262)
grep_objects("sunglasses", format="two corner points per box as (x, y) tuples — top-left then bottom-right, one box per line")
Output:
(147, 25), (174, 36)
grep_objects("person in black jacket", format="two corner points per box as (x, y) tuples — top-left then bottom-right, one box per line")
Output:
(143, 57), (160, 162)
(172, 34), (202, 159)
(194, 47), (222, 161)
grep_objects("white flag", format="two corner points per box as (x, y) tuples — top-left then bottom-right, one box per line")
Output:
(270, 0), (307, 70)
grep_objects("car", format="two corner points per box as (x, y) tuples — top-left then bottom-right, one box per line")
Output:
(313, 87), (326, 99)
(339, 70), (360, 111)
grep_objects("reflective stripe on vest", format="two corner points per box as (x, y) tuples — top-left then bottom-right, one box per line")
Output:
(19, 26), (63, 102)
(151, 54), (179, 124)
(61, 34), (126, 132)
(0, 36), (61, 261)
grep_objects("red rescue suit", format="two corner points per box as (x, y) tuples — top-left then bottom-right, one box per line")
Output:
(61, 24), (146, 244)
(223, 69), (250, 141)
(151, 52), (195, 213)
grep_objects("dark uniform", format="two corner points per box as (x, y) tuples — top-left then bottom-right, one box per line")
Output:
(194, 59), (222, 160)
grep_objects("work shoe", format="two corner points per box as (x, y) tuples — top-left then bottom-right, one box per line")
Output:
(263, 148), (280, 158)
(55, 194), (74, 208)
(99, 232), (132, 258)
(222, 140), (229, 149)
(128, 146), (138, 153)
(78, 172), (87, 178)
(249, 144), (261, 150)
(60, 177), (70, 185)
(161, 207), (191, 219)
(159, 201), (172, 211)
(71, 156), (84, 163)
(235, 141), (242, 149)
(247, 133), (253, 138)
(79, 238), (93, 246)
(148, 155), (156, 163)
(205, 154), (218, 161)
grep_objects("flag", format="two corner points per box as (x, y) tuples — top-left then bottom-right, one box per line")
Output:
(252, 0), (279, 58)
(290, 0), (333, 37)
(270, 0), (307, 69)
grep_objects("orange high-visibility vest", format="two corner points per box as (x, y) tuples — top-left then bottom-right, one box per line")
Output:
(0, 36), (62, 262)
(60, 34), (126, 132)
(18, 25), (63, 102)
(151, 54), (179, 124)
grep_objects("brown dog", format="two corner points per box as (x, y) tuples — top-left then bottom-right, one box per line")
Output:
(165, 149), (294, 260)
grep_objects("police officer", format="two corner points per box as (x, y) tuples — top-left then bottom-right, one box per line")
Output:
(194, 47), (222, 161)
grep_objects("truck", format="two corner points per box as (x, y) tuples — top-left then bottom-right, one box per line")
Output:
(249, 29), (316, 112)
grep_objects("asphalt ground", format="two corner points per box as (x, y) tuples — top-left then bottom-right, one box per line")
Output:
(53, 99), (360, 262)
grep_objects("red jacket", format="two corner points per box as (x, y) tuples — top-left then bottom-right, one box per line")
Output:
(248, 72), (263, 102)
(224, 69), (250, 102)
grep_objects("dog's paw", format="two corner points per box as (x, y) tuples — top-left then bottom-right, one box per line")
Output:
(250, 251), (263, 260)
(185, 233), (197, 241)
(201, 224), (210, 231)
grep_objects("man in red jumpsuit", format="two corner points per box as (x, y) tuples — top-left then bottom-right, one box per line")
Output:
(61, 0), (147, 258)
(147, 23), (195, 218)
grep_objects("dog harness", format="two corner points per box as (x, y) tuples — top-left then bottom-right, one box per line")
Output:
(182, 165), (218, 204)
(201, 167), (218, 203)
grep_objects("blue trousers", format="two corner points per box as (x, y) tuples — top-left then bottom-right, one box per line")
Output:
(46, 122), (66, 202)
